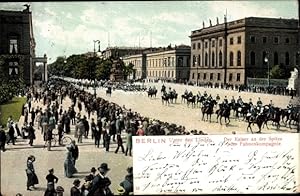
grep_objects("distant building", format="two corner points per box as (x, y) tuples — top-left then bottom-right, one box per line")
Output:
(123, 53), (146, 80)
(145, 45), (191, 82)
(102, 46), (146, 59)
(190, 17), (299, 86)
(123, 45), (190, 82)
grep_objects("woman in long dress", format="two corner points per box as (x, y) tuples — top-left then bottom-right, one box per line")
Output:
(64, 145), (77, 178)
(26, 155), (39, 191)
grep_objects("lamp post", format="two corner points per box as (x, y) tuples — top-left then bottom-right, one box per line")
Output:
(93, 40), (100, 97)
(195, 61), (198, 86)
(264, 56), (270, 88)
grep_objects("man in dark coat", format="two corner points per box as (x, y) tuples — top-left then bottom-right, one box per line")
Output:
(0, 127), (7, 151)
(70, 179), (81, 196)
(27, 122), (36, 146)
(6, 122), (15, 145)
(83, 116), (89, 139)
(70, 140), (79, 166)
(87, 163), (112, 196)
(120, 167), (133, 195)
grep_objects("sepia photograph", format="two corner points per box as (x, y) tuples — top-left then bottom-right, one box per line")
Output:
(0, 1), (299, 195)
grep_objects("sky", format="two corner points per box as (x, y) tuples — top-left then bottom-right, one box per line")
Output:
(0, 1), (299, 63)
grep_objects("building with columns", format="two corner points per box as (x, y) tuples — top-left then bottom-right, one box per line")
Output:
(190, 17), (299, 86)
(123, 45), (191, 82)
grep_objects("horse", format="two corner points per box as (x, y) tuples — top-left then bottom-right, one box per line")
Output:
(168, 92), (178, 104)
(235, 103), (251, 120)
(246, 113), (267, 133)
(216, 104), (231, 125)
(161, 93), (170, 105)
(147, 89), (157, 98)
(201, 100), (217, 122)
(181, 93), (188, 103)
(196, 95), (206, 107)
(187, 95), (196, 108)
(106, 87), (112, 96)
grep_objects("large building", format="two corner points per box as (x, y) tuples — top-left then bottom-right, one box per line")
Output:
(123, 45), (191, 82)
(0, 6), (36, 86)
(190, 17), (299, 86)
(102, 46), (146, 60)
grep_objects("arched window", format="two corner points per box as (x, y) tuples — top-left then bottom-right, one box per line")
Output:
(250, 51), (255, 65)
(212, 52), (215, 67)
(198, 54), (201, 66)
(237, 51), (241, 66)
(205, 52), (208, 66)
(219, 51), (222, 67)
(274, 52), (279, 65)
(262, 51), (267, 66)
(230, 52), (234, 66)
(285, 52), (290, 65)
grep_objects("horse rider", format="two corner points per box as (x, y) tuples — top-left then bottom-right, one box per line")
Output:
(237, 96), (243, 105)
(231, 96), (236, 104)
(203, 91), (208, 97)
(188, 91), (193, 97)
(215, 94), (220, 102)
(249, 98), (253, 106)
(161, 84), (166, 92)
(287, 103), (293, 114)
(184, 89), (188, 95)
(223, 96), (228, 105)
(256, 97), (263, 107)
(207, 94), (213, 101)
(172, 88), (176, 95)
(268, 100), (274, 112)
(148, 86), (152, 92)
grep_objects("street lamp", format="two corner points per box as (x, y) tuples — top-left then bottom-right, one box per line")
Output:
(195, 61), (198, 86)
(264, 56), (270, 88)
(93, 40), (101, 97)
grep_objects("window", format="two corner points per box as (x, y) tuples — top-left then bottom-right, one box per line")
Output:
(8, 61), (19, 76)
(171, 71), (174, 77)
(9, 39), (18, 54)
(230, 37), (234, 45)
(178, 71), (181, 78)
(250, 51), (255, 65)
(212, 52), (215, 67)
(168, 57), (171, 66)
(198, 55), (201, 66)
(250, 35), (256, 43)
(274, 52), (279, 65)
(198, 42), (201, 49)
(274, 36), (279, 44)
(192, 43), (196, 50)
(229, 52), (234, 66)
(263, 37), (267, 44)
(296, 52), (300, 66)
(172, 57), (175, 66)
(192, 55), (196, 67)
(203, 73), (207, 80)
(219, 51), (222, 67)
(212, 40), (215, 47)
(192, 73), (195, 79)
(262, 51), (267, 66)
(237, 36), (241, 44)
(178, 57), (183, 66)
(229, 73), (233, 81)
(168, 71), (170, 77)
(285, 52), (290, 65)
(197, 73), (200, 79)
(205, 52), (208, 66)
(237, 73), (241, 81)
(219, 39), (222, 47)
(217, 73), (221, 81)
(210, 73), (213, 80)
(237, 51), (241, 66)
(285, 38), (289, 44)
(205, 42), (208, 48)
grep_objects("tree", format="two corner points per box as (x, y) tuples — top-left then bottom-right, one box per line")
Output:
(269, 64), (292, 79)
(95, 58), (112, 80)
(123, 62), (135, 80)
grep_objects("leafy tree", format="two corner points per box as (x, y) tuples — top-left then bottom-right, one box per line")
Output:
(269, 64), (292, 79)
(123, 62), (135, 80)
(96, 58), (112, 80)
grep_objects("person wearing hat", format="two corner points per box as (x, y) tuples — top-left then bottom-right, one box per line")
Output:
(0, 126), (6, 152)
(46, 168), (58, 190)
(26, 155), (39, 191)
(114, 133), (125, 154)
(120, 166), (133, 195)
(70, 179), (81, 196)
(56, 186), (64, 196)
(64, 145), (77, 178)
(87, 163), (112, 196)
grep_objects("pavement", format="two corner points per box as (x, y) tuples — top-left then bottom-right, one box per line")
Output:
(0, 94), (132, 196)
